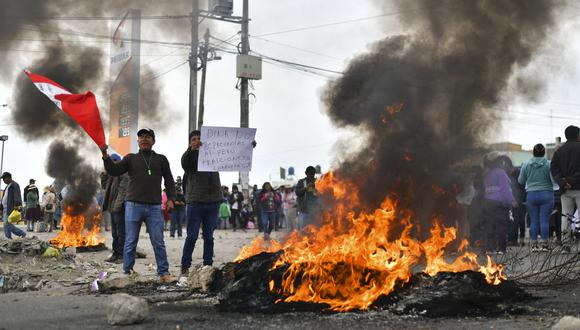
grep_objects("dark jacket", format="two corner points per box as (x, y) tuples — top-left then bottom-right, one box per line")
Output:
(295, 177), (319, 214)
(229, 191), (244, 210)
(4, 181), (22, 215)
(550, 141), (580, 191)
(181, 148), (222, 203)
(102, 173), (129, 213)
(103, 150), (175, 204)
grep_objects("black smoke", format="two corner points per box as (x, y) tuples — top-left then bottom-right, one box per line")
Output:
(45, 140), (100, 215)
(2, 0), (208, 207)
(323, 0), (558, 227)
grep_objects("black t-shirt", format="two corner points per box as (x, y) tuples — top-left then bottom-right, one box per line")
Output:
(175, 194), (186, 210)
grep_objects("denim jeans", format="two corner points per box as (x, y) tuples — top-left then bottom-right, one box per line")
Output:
(170, 207), (185, 237)
(111, 210), (125, 257)
(181, 202), (218, 268)
(124, 201), (169, 276)
(3, 209), (26, 239)
(261, 211), (276, 234)
(526, 190), (554, 243)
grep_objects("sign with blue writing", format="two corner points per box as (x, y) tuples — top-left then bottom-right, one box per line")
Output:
(198, 126), (257, 172)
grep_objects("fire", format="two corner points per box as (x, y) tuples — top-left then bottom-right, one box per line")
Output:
(479, 256), (507, 285)
(234, 236), (284, 262)
(236, 171), (506, 311)
(380, 102), (404, 123)
(50, 206), (105, 248)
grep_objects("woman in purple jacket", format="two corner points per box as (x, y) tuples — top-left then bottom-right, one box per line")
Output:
(482, 152), (516, 254)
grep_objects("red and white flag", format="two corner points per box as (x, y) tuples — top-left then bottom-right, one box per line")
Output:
(24, 70), (107, 149)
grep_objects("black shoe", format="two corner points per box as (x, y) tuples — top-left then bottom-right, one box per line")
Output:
(105, 254), (120, 263)
(180, 266), (189, 276)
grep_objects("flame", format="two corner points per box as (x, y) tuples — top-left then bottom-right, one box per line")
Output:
(50, 206), (105, 248)
(380, 102), (404, 123)
(236, 171), (506, 311)
(479, 255), (507, 285)
(234, 236), (284, 262)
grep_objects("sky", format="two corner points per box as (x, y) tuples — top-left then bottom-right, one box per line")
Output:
(0, 0), (580, 190)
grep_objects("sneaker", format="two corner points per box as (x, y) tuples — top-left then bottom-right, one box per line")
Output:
(540, 244), (550, 252)
(180, 266), (189, 277)
(105, 254), (120, 263)
(159, 274), (176, 284)
(531, 244), (539, 252)
(496, 250), (505, 255)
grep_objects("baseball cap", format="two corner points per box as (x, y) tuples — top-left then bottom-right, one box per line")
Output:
(137, 128), (155, 139)
(1, 172), (12, 179)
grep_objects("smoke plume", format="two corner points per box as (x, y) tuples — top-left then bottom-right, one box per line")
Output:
(324, 0), (558, 226)
(2, 0), (209, 203)
(45, 140), (100, 215)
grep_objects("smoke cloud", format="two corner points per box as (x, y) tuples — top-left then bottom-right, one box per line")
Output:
(2, 0), (209, 203)
(324, 0), (558, 227)
(45, 140), (100, 215)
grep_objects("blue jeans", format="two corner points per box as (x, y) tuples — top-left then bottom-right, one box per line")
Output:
(181, 202), (218, 268)
(262, 211), (276, 234)
(170, 207), (185, 237)
(3, 209), (26, 239)
(123, 201), (169, 276)
(526, 190), (554, 243)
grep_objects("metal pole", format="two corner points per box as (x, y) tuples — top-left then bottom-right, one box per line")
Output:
(198, 29), (210, 129)
(239, 0), (250, 189)
(0, 140), (5, 192)
(188, 0), (199, 134)
(240, 0), (249, 129)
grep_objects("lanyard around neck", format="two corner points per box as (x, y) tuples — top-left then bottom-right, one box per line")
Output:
(140, 152), (153, 176)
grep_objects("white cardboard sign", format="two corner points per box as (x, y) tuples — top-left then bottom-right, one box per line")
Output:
(198, 126), (257, 172)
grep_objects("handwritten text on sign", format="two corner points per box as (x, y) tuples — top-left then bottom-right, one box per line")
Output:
(198, 126), (257, 172)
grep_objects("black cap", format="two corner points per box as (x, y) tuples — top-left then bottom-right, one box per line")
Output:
(1, 172), (11, 179)
(29, 179), (35, 184)
(305, 166), (316, 174)
(137, 128), (155, 139)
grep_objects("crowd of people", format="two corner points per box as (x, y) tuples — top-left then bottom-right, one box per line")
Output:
(8, 125), (579, 283)
(467, 125), (580, 255)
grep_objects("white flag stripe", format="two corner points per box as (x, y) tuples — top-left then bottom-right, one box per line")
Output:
(32, 82), (71, 110)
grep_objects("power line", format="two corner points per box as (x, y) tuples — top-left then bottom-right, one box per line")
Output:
(252, 9), (417, 37)
(140, 59), (189, 86)
(250, 35), (344, 61)
(2, 14), (191, 21)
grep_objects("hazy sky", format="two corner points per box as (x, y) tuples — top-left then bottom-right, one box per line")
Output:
(0, 0), (579, 190)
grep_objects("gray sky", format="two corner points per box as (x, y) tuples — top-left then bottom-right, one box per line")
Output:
(0, 0), (579, 189)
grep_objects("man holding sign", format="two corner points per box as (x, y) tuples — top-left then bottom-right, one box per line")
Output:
(180, 128), (256, 275)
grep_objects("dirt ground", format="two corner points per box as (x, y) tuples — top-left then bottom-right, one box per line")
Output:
(1, 224), (579, 329)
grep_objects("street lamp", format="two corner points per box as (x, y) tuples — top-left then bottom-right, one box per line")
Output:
(0, 135), (8, 191)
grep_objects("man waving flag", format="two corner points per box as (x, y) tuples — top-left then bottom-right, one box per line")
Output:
(24, 70), (107, 149)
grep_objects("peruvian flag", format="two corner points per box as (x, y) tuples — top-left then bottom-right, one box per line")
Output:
(24, 70), (107, 149)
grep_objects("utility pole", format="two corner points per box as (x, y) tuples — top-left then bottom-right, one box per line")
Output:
(238, 0), (250, 190)
(188, 0), (200, 134)
(0, 135), (8, 192)
(198, 29), (210, 129)
(240, 0), (249, 129)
